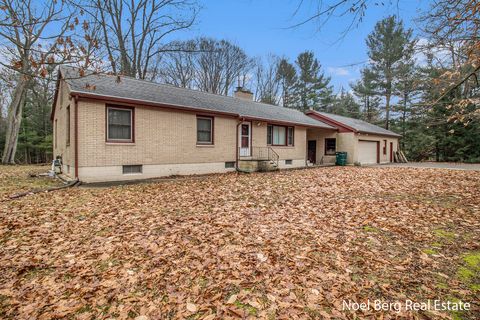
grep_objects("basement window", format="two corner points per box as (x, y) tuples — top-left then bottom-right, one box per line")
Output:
(225, 161), (235, 168)
(123, 165), (142, 174)
(285, 159), (293, 165)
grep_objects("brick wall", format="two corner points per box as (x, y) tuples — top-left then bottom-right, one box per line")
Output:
(53, 79), (75, 176)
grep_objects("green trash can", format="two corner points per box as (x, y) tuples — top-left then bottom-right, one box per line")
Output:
(336, 152), (347, 166)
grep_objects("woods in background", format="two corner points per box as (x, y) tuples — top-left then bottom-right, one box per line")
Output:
(0, 0), (478, 164)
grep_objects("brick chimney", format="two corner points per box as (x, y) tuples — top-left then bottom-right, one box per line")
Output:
(234, 86), (253, 100)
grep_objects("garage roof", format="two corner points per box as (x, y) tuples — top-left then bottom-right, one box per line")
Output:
(306, 111), (402, 137)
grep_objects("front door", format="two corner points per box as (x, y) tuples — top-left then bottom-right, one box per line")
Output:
(239, 122), (251, 157)
(308, 140), (316, 163)
(390, 142), (393, 162)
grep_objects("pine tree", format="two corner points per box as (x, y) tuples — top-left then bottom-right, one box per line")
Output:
(276, 58), (297, 108)
(366, 16), (415, 129)
(294, 51), (332, 111)
(395, 57), (420, 150)
(330, 88), (361, 118)
(351, 68), (381, 123)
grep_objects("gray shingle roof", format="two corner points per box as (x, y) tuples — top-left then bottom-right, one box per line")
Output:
(60, 66), (334, 129)
(313, 111), (401, 137)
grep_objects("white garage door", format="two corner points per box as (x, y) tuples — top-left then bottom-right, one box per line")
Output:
(358, 141), (377, 164)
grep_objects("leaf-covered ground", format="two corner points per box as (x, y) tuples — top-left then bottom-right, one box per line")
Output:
(0, 165), (63, 201)
(0, 165), (479, 319)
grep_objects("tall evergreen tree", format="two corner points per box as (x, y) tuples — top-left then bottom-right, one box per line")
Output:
(395, 57), (420, 149)
(366, 16), (416, 129)
(329, 88), (361, 118)
(294, 51), (332, 111)
(276, 59), (297, 108)
(351, 68), (381, 123)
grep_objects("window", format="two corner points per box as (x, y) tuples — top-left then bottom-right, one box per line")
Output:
(66, 105), (70, 146)
(107, 106), (133, 142)
(325, 138), (336, 155)
(197, 116), (213, 144)
(123, 165), (142, 174)
(285, 159), (293, 165)
(287, 127), (294, 146)
(225, 161), (235, 168)
(267, 125), (294, 146)
(267, 125), (273, 145)
(383, 140), (387, 155)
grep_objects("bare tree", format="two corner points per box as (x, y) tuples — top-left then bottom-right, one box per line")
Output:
(289, 1), (399, 36)
(0, 0), (78, 164)
(253, 55), (281, 105)
(78, 0), (199, 79)
(158, 40), (197, 88)
(193, 38), (253, 95)
(420, 0), (480, 122)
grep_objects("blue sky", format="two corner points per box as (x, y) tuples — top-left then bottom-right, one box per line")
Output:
(179, 0), (431, 93)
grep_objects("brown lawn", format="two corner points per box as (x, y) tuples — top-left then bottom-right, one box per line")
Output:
(0, 165), (479, 319)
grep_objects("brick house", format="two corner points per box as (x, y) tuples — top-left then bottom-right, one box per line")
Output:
(52, 67), (400, 182)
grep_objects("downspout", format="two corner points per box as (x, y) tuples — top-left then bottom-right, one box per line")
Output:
(74, 95), (79, 179)
(235, 117), (244, 171)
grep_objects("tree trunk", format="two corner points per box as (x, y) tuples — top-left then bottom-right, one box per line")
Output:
(402, 91), (407, 150)
(385, 92), (391, 130)
(2, 77), (28, 164)
(366, 96), (370, 122)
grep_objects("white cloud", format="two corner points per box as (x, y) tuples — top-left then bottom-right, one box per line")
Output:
(327, 66), (350, 77)
(414, 37), (452, 66)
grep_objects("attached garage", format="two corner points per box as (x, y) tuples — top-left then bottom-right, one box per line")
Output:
(358, 140), (378, 164)
(305, 111), (402, 165)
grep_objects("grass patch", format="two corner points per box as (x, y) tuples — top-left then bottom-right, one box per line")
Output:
(457, 267), (475, 282)
(96, 258), (121, 272)
(456, 251), (480, 292)
(363, 225), (380, 233)
(469, 284), (480, 292)
(234, 301), (258, 316)
(76, 304), (93, 314)
(423, 248), (437, 255)
(436, 282), (449, 289)
(463, 252), (480, 270)
(433, 229), (456, 241)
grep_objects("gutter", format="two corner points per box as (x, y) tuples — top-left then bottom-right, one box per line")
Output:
(74, 95), (79, 179)
(235, 118), (244, 171)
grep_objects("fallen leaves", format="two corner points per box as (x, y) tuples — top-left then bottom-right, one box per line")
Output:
(0, 165), (479, 319)
(186, 302), (197, 313)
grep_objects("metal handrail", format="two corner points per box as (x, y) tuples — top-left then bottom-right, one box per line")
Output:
(268, 147), (279, 167)
(238, 146), (279, 167)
